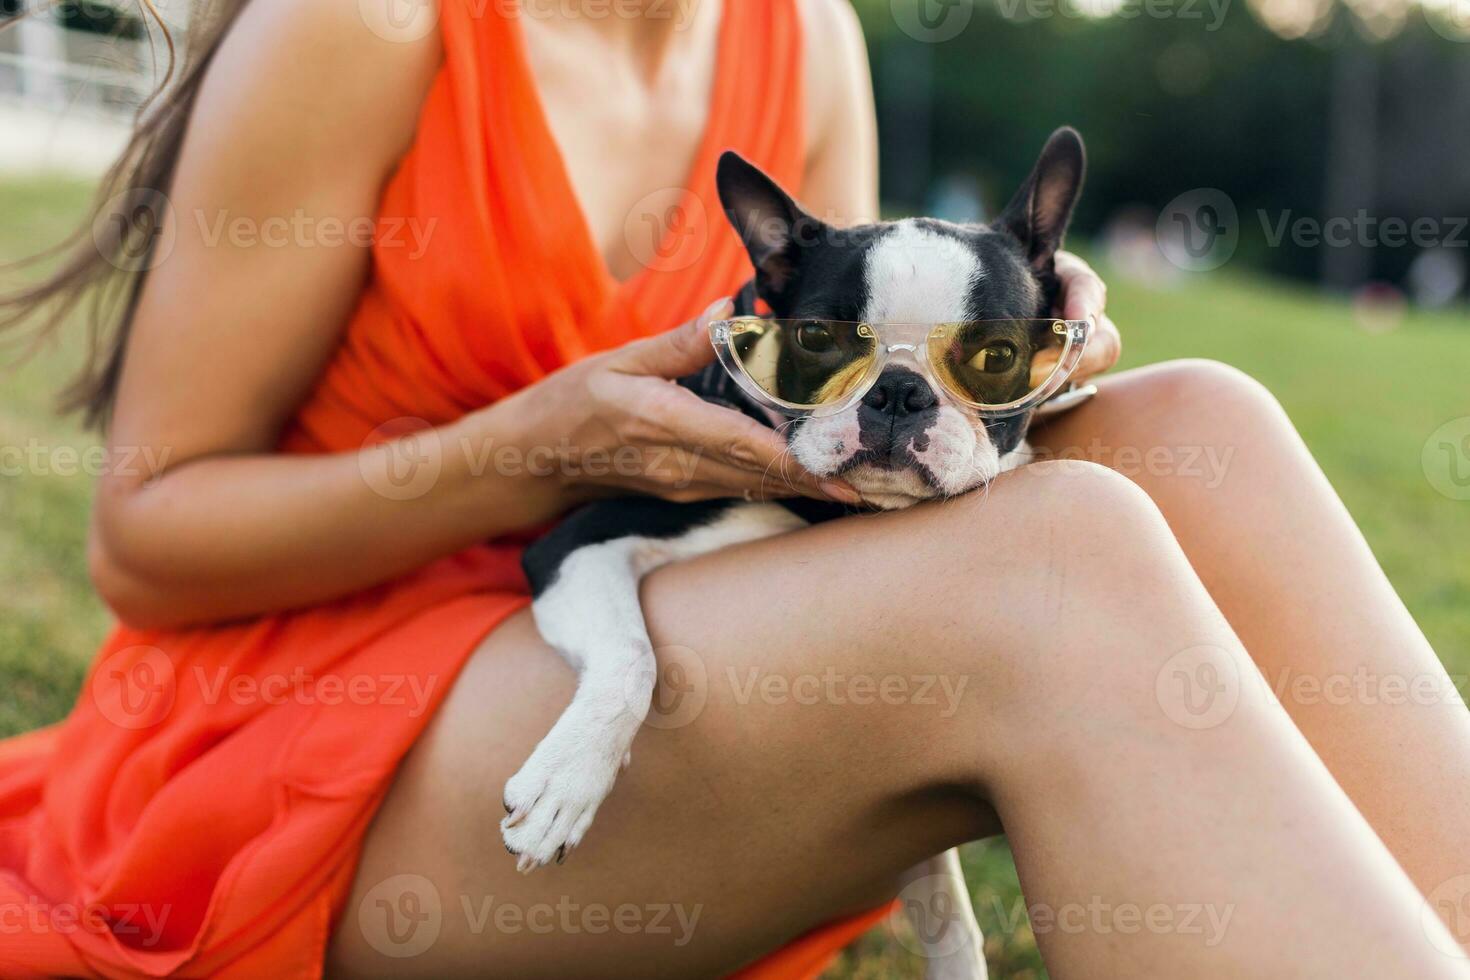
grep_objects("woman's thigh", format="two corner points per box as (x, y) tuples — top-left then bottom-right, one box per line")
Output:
(327, 461), (1224, 978)
(333, 608), (985, 979)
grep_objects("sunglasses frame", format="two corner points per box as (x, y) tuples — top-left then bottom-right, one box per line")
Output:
(709, 316), (1092, 419)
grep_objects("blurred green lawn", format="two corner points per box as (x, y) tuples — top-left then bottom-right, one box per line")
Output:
(2, 179), (1467, 979)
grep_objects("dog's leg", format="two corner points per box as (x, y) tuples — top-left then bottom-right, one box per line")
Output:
(900, 848), (988, 980)
(502, 502), (808, 871)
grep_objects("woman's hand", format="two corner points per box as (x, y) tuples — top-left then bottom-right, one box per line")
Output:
(505, 299), (861, 508)
(1054, 250), (1121, 382)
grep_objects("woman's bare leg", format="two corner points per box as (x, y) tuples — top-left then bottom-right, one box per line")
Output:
(1033, 359), (1470, 946)
(329, 461), (1467, 979)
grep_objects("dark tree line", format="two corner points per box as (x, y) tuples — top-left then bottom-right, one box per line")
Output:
(855, 0), (1470, 293)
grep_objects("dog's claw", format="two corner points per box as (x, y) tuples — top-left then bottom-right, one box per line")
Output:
(501, 701), (635, 872)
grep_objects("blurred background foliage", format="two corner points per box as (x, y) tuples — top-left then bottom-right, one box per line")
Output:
(852, 0), (1470, 302)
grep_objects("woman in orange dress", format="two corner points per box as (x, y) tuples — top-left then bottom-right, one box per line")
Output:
(4, 0), (1470, 977)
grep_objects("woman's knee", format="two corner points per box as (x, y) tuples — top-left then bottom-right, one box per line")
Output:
(974, 458), (1183, 578)
(1028, 358), (1304, 503)
(1134, 358), (1291, 437)
(936, 459), (1240, 718)
(892, 463), (1216, 706)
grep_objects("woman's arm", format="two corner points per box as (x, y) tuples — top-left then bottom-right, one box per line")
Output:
(90, 0), (510, 629)
(92, 0), (840, 631)
(800, 0), (880, 226)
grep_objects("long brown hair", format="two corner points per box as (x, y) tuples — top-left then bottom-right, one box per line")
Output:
(0, 0), (248, 429)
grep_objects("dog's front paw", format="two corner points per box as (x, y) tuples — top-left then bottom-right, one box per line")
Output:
(923, 945), (989, 980)
(501, 727), (627, 873)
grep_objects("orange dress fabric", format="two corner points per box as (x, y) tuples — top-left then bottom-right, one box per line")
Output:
(0, 1), (893, 976)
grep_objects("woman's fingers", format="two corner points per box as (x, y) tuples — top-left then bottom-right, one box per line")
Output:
(1054, 250), (1106, 321)
(613, 297), (733, 379)
(663, 455), (843, 503)
(635, 387), (858, 502)
(1029, 348), (1062, 388)
(599, 296), (861, 504)
(1077, 312), (1122, 379)
(653, 394), (858, 503)
(1052, 251), (1120, 381)
(625, 448), (850, 504)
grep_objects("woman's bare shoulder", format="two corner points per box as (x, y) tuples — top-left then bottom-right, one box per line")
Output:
(798, 0), (867, 40)
(105, 0), (447, 463)
(799, 0), (869, 114)
(200, 0), (444, 177)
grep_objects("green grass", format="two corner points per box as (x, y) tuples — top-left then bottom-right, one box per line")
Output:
(0, 178), (109, 735)
(1114, 268), (1470, 663)
(2, 180), (1467, 978)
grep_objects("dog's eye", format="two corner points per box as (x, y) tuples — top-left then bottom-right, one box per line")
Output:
(969, 342), (1017, 374)
(795, 321), (836, 353)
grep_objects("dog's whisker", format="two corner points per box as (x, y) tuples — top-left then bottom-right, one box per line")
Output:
(762, 447), (793, 489)
(772, 416), (802, 437)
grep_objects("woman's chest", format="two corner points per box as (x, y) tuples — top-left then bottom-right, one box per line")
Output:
(522, 22), (721, 284)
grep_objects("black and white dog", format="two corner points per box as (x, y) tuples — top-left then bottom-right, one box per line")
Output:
(503, 128), (1086, 976)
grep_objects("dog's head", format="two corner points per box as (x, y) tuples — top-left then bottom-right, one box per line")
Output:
(715, 127), (1085, 509)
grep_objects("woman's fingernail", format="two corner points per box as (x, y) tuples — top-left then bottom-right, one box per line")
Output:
(821, 480), (863, 505)
(701, 297), (734, 321)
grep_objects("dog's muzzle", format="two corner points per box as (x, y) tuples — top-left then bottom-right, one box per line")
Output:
(855, 368), (939, 469)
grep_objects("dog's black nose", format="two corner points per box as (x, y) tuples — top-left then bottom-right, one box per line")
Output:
(863, 371), (936, 416)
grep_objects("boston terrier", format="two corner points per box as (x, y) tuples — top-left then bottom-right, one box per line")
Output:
(502, 127), (1087, 978)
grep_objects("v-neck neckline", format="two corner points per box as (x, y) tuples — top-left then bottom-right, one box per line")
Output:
(502, 0), (734, 292)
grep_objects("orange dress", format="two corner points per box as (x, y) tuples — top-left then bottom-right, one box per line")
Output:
(0, 1), (892, 976)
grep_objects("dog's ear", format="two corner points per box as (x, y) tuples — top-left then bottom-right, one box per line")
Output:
(716, 151), (823, 304)
(996, 127), (1086, 272)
